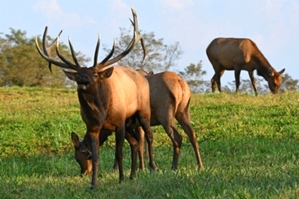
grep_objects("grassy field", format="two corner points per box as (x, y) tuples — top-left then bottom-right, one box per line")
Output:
(0, 86), (298, 198)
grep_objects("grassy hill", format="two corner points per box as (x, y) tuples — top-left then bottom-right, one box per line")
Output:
(0, 87), (298, 198)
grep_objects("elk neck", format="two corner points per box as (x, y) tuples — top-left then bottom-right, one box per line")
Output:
(252, 50), (276, 79)
(77, 81), (111, 127)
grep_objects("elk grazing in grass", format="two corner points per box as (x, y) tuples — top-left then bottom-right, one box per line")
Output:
(36, 8), (157, 188)
(71, 128), (141, 176)
(71, 70), (204, 175)
(206, 37), (285, 95)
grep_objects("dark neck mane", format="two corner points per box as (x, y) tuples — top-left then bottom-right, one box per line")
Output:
(78, 82), (111, 127)
(251, 42), (276, 77)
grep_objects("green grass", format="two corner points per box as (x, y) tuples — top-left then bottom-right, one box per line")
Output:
(0, 87), (299, 198)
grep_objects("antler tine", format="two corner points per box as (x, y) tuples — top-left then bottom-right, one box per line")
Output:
(130, 17), (148, 62)
(55, 35), (81, 71)
(98, 38), (116, 66)
(68, 37), (82, 69)
(101, 8), (143, 67)
(93, 34), (101, 68)
(35, 26), (79, 72)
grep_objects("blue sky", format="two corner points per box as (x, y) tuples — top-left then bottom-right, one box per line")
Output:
(1, 0), (298, 85)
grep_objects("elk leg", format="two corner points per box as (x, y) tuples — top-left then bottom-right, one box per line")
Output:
(112, 160), (118, 170)
(211, 74), (218, 92)
(234, 68), (241, 93)
(211, 66), (224, 93)
(162, 124), (182, 170)
(115, 126), (126, 183)
(126, 124), (144, 171)
(176, 112), (204, 170)
(87, 132), (100, 189)
(124, 131), (139, 179)
(248, 71), (258, 96)
(136, 115), (157, 171)
(136, 126), (145, 171)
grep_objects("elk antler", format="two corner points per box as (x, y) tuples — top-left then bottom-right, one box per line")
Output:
(55, 35), (81, 71)
(98, 7), (145, 68)
(129, 12), (148, 61)
(36, 8), (144, 72)
(35, 26), (80, 72)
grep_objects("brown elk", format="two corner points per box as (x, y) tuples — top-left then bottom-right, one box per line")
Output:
(71, 128), (141, 176)
(71, 70), (204, 174)
(71, 116), (144, 175)
(139, 70), (204, 170)
(206, 37), (285, 95)
(35, 8), (157, 188)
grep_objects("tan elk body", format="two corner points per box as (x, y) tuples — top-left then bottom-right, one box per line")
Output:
(206, 37), (285, 94)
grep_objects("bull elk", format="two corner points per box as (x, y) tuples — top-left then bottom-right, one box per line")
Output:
(71, 70), (204, 175)
(35, 8), (157, 188)
(206, 37), (285, 95)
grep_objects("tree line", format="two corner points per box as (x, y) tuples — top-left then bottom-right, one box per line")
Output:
(0, 28), (298, 93)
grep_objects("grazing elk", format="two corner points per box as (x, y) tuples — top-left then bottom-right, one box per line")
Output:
(71, 128), (141, 176)
(206, 37), (285, 95)
(71, 116), (144, 175)
(71, 70), (204, 174)
(35, 8), (157, 188)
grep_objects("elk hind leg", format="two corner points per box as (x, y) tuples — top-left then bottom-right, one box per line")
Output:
(161, 122), (182, 170)
(176, 112), (204, 170)
(211, 65), (225, 93)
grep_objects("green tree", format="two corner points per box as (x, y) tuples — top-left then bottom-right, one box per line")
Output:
(280, 73), (299, 91)
(178, 61), (207, 93)
(0, 28), (90, 87)
(103, 27), (183, 72)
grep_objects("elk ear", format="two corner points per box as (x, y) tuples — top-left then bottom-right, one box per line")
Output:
(71, 132), (80, 148)
(279, 68), (285, 75)
(99, 67), (114, 79)
(63, 70), (77, 81)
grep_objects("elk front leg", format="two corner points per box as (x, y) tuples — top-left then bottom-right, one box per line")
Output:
(248, 71), (258, 96)
(88, 131), (100, 189)
(234, 67), (241, 93)
(136, 126), (145, 171)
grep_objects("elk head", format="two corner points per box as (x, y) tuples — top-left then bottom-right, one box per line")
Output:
(267, 68), (285, 93)
(35, 8), (146, 92)
(71, 132), (92, 176)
